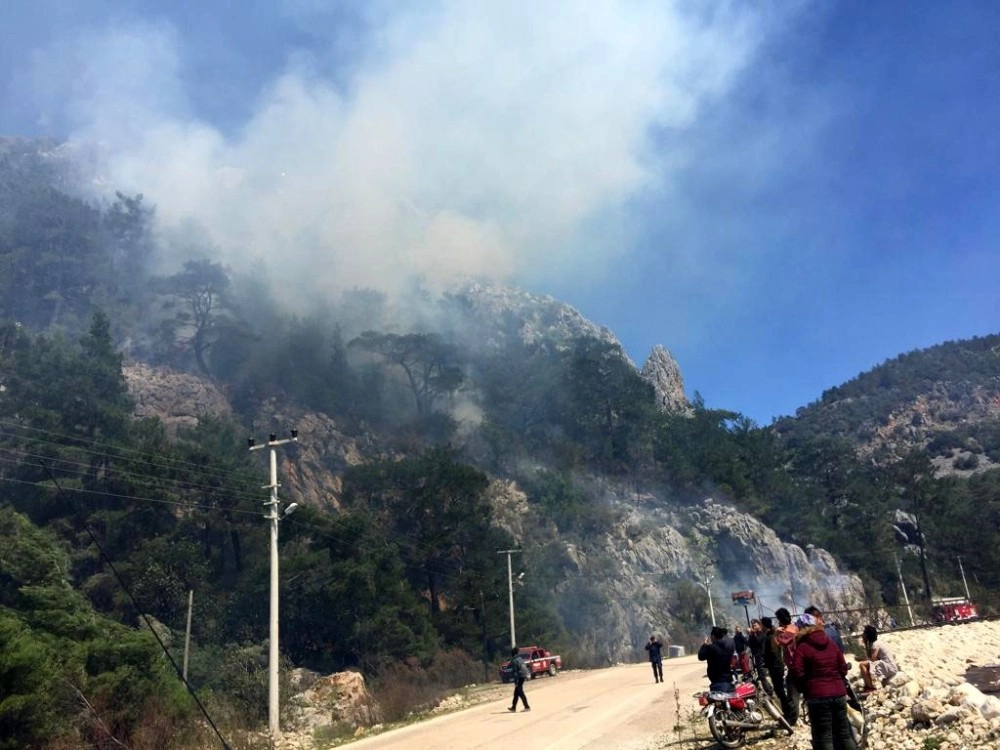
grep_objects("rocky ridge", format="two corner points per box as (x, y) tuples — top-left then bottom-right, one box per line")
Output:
(122, 363), (864, 662)
(640, 345), (690, 414)
(451, 280), (623, 354)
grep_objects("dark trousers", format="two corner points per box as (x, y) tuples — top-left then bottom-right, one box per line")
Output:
(768, 666), (799, 725)
(650, 659), (663, 682)
(806, 696), (858, 750)
(511, 678), (529, 709)
(754, 663), (773, 695)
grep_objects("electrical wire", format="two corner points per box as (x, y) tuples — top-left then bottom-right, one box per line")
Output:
(41, 464), (231, 750)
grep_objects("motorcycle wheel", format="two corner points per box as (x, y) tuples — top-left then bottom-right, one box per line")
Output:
(708, 708), (745, 749)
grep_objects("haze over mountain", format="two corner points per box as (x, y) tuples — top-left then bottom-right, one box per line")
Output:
(3, 1), (998, 423)
(2, 127), (999, 746)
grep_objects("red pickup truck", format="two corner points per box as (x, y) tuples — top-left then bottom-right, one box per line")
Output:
(499, 646), (562, 683)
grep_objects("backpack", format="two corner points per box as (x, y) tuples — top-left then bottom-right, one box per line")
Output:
(774, 627), (797, 666)
(516, 655), (531, 679)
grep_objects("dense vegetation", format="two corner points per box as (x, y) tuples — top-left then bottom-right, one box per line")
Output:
(775, 335), (1000, 460)
(1, 138), (998, 746)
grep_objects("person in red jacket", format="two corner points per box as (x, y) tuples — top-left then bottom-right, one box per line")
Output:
(788, 614), (857, 750)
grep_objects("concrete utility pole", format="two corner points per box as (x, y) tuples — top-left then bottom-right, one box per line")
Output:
(249, 430), (299, 739)
(498, 548), (521, 649)
(958, 557), (971, 601)
(183, 589), (193, 681)
(895, 553), (915, 626)
(697, 573), (716, 626)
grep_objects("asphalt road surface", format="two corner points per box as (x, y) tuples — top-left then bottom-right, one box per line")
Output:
(346, 655), (709, 750)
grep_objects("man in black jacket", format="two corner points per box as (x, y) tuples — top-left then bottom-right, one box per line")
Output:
(645, 635), (665, 683)
(747, 618), (773, 693)
(698, 626), (735, 692)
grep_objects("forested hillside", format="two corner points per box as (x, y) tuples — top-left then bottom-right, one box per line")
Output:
(1, 137), (998, 746)
(776, 335), (1000, 472)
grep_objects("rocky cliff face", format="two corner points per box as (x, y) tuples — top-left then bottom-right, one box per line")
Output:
(640, 345), (690, 414)
(448, 280), (625, 355)
(124, 362), (232, 435)
(555, 493), (863, 661)
(124, 362), (864, 662)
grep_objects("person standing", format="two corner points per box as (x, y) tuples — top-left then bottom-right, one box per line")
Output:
(774, 608), (800, 726)
(762, 617), (788, 708)
(508, 647), (531, 712)
(788, 613), (857, 750)
(733, 625), (751, 675)
(733, 626), (748, 655)
(805, 605), (845, 653)
(748, 618), (772, 692)
(645, 635), (665, 683)
(698, 626), (735, 692)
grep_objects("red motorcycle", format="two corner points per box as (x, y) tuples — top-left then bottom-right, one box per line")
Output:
(696, 677), (793, 748)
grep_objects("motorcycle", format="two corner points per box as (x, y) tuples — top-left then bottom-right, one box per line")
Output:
(696, 675), (793, 749)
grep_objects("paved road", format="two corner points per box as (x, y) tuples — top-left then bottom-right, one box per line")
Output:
(345, 655), (709, 750)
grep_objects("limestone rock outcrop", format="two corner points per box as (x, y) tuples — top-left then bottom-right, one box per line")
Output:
(124, 362), (231, 435)
(640, 345), (690, 414)
(286, 669), (374, 735)
(449, 280), (624, 354)
(596, 495), (865, 658)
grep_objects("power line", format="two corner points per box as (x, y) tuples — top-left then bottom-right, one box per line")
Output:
(0, 473), (263, 517)
(40, 464), (231, 750)
(0, 419), (265, 489)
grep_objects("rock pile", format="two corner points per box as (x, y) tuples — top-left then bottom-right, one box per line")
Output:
(749, 619), (1000, 750)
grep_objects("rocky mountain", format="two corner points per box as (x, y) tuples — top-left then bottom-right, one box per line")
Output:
(775, 334), (1000, 476)
(123, 302), (862, 660)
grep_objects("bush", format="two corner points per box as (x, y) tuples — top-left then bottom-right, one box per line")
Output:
(952, 453), (980, 471)
(368, 649), (482, 724)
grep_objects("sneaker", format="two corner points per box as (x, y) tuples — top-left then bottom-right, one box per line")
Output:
(524, 707), (531, 711)
(508, 707), (516, 712)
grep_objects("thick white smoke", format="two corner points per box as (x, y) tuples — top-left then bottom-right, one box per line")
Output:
(37, 2), (783, 308)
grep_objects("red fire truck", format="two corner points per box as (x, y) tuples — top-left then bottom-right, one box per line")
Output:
(931, 596), (978, 623)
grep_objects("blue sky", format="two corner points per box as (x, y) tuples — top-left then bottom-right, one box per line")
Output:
(2, 1), (998, 424)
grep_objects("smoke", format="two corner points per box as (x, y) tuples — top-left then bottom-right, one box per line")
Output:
(24, 1), (786, 309)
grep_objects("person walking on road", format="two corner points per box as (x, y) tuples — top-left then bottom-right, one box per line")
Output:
(508, 647), (531, 712)
(646, 635), (665, 683)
